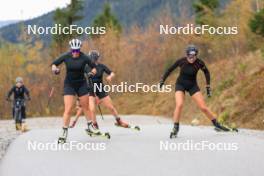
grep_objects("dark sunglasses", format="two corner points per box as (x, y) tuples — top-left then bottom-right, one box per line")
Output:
(71, 49), (80, 53)
(187, 55), (197, 61)
(187, 54), (196, 57)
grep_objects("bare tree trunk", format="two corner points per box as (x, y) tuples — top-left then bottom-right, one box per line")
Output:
(256, 0), (259, 12)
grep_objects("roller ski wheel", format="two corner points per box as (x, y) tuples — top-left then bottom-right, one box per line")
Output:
(85, 129), (111, 139)
(58, 137), (66, 144)
(170, 131), (178, 139)
(232, 128), (239, 132)
(58, 127), (68, 144)
(133, 125), (140, 131)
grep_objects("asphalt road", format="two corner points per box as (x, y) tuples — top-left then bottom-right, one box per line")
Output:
(0, 115), (264, 176)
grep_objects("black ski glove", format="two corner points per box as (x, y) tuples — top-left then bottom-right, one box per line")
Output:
(87, 72), (94, 78)
(206, 86), (211, 97)
(54, 69), (60, 75)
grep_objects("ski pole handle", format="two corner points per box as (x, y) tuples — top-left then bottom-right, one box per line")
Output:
(206, 86), (211, 97)
(159, 80), (164, 89)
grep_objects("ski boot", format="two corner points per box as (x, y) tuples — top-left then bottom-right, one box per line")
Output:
(170, 123), (179, 139)
(86, 121), (100, 134)
(86, 122), (110, 139)
(115, 117), (140, 131)
(58, 127), (68, 144)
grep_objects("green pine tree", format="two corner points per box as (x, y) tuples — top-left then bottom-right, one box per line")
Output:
(249, 8), (264, 37)
(52, 0), (84, 51)
(193, 0), (219, 25)
(92, 3), (122, 37)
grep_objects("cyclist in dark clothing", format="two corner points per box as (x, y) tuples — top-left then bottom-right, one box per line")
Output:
(51, 39), (98, 143)
(70, 50), (131, 128)
(160, 45), (231, 138)
(6, 77), (30, 131)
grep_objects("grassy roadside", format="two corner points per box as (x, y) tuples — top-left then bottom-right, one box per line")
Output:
(108, 51), (264, 130)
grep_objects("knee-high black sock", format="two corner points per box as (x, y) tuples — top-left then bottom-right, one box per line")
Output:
(211, 119), (218, 127)
(173, 122), (179, 131)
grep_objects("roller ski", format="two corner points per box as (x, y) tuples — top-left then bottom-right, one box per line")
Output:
(115, 117), (140, 131)
(86, 122), (111, 139)
(212, 119), (238, 132)
(58, 127), (68, 144)
(170, 123), (179, 139)
(86, 129), (111, 139)
(214, 125), (238, 132)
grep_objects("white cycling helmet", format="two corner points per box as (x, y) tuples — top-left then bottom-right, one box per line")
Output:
(16, 77), (23, 83)
(69, 39), (82, 50)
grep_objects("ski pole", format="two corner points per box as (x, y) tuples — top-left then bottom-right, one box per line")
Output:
(98, 105), (104, 120)
(70, 116), (80, 128)
(84, 70), (104, 121)
(47, 66), (60, 108)
(47, 87), (55, 108)
(154, 87), (161, 124)
(89, 76), (104, 120)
